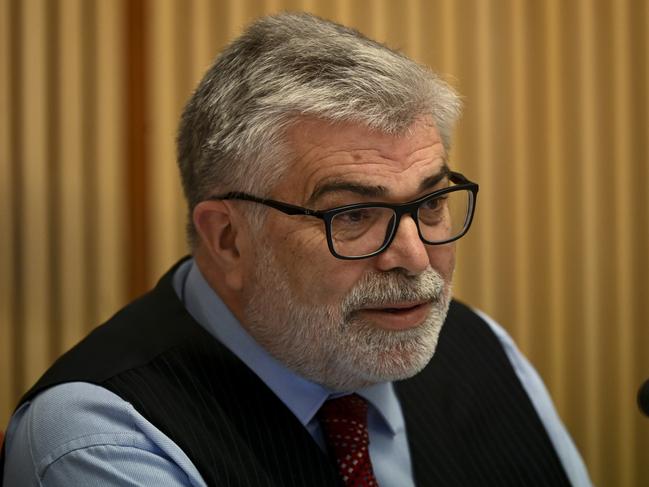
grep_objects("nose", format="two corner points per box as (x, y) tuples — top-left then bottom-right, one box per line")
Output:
(374, 214), (430, 275)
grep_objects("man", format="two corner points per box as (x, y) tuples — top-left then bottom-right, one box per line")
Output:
(2, 12), (591, 486)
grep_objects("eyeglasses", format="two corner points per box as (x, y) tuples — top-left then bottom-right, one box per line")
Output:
(207, 171), (479, 260)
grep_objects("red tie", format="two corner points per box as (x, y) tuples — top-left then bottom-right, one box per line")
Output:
(318, 394), (379, 487)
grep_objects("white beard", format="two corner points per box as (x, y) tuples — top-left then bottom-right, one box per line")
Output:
(243, 246), (452, 392)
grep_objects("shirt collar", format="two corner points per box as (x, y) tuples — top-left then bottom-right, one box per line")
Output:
(357, 383), (403, 435)
(174, 258), (401, 435)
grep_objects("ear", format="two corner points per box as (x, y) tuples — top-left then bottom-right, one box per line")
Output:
(193, 200), (247, 291)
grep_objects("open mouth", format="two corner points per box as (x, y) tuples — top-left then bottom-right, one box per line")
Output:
(357, 302), (432, 330)
(381, 304), (423, 313)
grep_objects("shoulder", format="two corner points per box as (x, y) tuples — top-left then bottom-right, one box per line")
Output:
(454, 306), (593, 486)
(466, 306), (548, 398)
(3, 382), (205, 486)
(470, 306), (520, 351)
(17, 262), (213, 407)
(452, 304), (545, 395)
(445, 300), (522, 359)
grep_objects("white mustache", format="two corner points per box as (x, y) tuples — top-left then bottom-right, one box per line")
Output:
(342, 267), (445, 313)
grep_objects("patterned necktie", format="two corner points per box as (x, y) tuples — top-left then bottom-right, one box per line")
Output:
(318, 394), (379, 487)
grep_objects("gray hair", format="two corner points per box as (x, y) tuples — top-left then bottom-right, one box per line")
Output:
(177, 12), (462, 247)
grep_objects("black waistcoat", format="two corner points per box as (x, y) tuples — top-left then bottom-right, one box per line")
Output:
(1, 261), (571, 486)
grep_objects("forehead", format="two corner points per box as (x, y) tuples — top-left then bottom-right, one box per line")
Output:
(279, 117), (447, 203)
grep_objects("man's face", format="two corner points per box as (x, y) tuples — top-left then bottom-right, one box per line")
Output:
(240, 117), (455, 391)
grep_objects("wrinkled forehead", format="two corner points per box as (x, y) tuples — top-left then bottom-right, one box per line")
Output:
(279, 117), (448, 205)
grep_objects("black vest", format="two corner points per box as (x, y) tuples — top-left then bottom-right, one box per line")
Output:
(1, 261), (571, 486)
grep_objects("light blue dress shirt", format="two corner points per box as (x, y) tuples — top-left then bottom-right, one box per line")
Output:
(3, 259), (592, 486)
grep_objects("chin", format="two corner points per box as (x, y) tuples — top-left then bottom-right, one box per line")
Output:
(313, 312), (445, 392)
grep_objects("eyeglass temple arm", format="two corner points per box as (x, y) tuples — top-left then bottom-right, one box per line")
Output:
(449, 171), (468, 184)
(209, 192), (323, 217)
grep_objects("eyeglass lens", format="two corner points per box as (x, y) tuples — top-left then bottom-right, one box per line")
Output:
(330, 189), (472, 257)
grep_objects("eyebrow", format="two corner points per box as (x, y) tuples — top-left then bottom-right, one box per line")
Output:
(306, 163), (450, 206)
(418, 164), (450, 192)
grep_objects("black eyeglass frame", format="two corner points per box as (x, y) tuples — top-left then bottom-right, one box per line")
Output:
(207, 171), (479, 260)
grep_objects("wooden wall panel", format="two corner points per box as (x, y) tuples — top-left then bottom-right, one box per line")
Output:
(94, 0), (127, 324)
(545, 0), (567, 416)
(612, 2), (634, 484)
(147, 0), (187, 280)
(0, 0), (14, 423)
(19, 0), (52, 390)
(58, 0), (86, 352)
(125, 0), (149, 297)
(2, 1), (648, 485)
(577, 0), (600, 475)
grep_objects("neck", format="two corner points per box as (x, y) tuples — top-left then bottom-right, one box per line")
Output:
(193, 250), (247, 325)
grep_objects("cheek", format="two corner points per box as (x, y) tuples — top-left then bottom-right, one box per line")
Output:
(288, 254), (366, 305)
(274, 230), (366, 305)
(426, 244), (456, 282)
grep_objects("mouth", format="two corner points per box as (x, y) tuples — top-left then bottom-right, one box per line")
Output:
(355, 301), (433, 331)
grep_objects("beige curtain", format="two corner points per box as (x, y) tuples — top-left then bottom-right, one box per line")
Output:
(1, 1), (647, 485)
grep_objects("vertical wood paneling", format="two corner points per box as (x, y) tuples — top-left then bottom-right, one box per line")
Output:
(147, 0), (185, 284)
(474, 0), (496, 312)
(44, 0), (61, 362)
(125, 0), (149, 298)
(369, 0), (388, 43)
(0, 0), (15, 422)
(554, 2), (585, 449)
(3, 1), (649, 485)
(227, 0), (246, 40)
(577, 0), (601, 479)
(612, 3), (634, 485)
(405, 0), (422, 60)
(544, 0), (568, 415)
(263, 0), (281, 15)
(439, 0), (458, 79)
(171, 2), (193, 262)
(94, 0), (126, 323)
(58, 0), (86, 351)
(333, 0), (351, 25)
(346, 1), (373, 39)
(20, 0), (51, 389)
(191, 0), (212, 83)
(80, 0), (99, 331)
(636, 3), (649, 479)
(7, 0), (24, 406)
(451, 1), (481, 304)
(510, 0), (531, 353)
